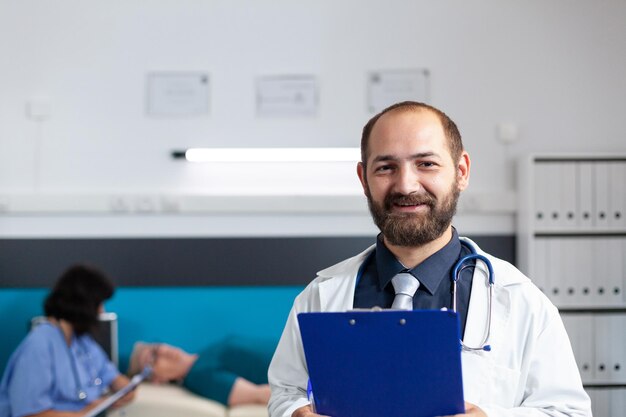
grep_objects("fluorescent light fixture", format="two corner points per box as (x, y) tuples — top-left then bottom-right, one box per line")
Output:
(172, 148), (361, 163)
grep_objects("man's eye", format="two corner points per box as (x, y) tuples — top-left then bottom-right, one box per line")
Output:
(375, 165), (393, 172)
(418, 162), (436, 168)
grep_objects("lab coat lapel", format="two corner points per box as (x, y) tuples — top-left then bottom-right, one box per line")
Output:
(464, 265), (511, 354)
(460, 239), (512, 404)
(317, 245), (374, 312)
(460, 237), (511, 352)
(318, 274), (356, 311)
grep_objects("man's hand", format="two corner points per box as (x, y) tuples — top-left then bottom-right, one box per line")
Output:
(292, 401), (485, 417)
(441, 402), (487, 417)
(291, 404), (330, 417)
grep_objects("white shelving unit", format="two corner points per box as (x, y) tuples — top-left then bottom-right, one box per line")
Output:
(517, 154), (626, 416)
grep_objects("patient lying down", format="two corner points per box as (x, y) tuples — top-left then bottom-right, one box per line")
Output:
(128, 341), (271, 407)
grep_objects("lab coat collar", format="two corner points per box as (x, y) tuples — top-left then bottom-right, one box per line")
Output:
(316, 244), (375, 279)
(316, 244), (375, 311)
(317, 237), (528, 286)
(459, 237), (530, 287)
(314, 237), (529, 313)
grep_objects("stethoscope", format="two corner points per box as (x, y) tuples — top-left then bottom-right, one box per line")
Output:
(452, 240), (495, 352)
(355, 239), (495, 352)
(52, 323), (102, 401)
(308, 240), (496, 411)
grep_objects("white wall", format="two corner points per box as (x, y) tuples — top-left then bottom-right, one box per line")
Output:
(0, 0), (624, 236)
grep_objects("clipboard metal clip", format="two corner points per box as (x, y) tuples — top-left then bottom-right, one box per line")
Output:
(348, 306), (384, 312)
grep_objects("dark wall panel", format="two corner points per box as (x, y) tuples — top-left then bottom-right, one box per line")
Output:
(0, 235), (514, 287)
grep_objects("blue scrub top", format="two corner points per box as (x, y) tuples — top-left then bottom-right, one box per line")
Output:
(0, 321), (119, 417)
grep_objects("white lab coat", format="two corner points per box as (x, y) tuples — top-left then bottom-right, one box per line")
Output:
(268, 237), (591, 417)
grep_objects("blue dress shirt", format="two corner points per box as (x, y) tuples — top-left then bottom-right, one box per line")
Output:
(353, 228), (474, 337)
(0, 321), (119, 417)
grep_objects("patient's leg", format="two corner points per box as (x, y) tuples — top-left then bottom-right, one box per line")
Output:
(228, 377), (271, 406)
(183, 341), (271, 406)
(130, 339), (272, 406)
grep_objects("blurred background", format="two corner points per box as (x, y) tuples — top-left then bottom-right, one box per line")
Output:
(1, 2), (625, 413)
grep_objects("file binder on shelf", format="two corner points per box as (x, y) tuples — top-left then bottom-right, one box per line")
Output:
(594, 162), (611, 231)
(532, 238), (549, 295)
(609, 162), (626, 229)
(595, 314), (626, 384)
(611, 388), (626, 416)
(587, 386), (626, 417)
(298, 310), (465, 417)
(547, 239), (564, 306)
(587, 388), (610, 417)
(560, 238), (577, 307)
(533, 162), (552, 231)
(561, 314), (594, 383)
(518, 154), (626, 416)
(558, 162), (578, 230)
(574, 238), (593, 306)
(577, 162), (594, 231)
(605, 238), (624, 306)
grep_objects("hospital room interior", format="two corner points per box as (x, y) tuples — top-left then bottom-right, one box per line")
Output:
(0, 1), (625, 417)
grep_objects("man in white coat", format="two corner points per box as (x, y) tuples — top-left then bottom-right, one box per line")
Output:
(267, 101), (591, 417)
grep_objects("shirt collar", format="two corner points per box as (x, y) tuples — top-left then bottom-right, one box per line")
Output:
(375, 228), (462, 295)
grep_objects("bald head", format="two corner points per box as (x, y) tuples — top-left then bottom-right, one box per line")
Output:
(360, 101), (464, 168)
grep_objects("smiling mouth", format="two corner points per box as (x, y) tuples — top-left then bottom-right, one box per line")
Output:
(392, 202), (430, 212)
(385, 192), (435, 212)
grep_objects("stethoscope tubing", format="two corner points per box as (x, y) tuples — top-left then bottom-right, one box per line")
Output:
(54, 323), (99, 401)
(452, 249), (495, 352)
(354, 240), (495, 352)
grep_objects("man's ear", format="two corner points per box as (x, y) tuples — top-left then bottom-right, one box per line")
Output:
(457, 151), (471, 191)
(357, 162), (368, 195)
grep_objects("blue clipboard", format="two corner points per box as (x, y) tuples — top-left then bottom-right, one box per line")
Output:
(298, 310), (465, 417)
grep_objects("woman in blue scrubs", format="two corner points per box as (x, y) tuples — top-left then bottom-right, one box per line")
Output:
(0, 265), (136, 417)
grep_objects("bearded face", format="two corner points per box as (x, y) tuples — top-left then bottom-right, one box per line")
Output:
(358, 108), (469, 247)
(365, 177), (460, 247)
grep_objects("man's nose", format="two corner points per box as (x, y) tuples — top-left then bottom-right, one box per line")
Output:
(393, 166), (423, 195)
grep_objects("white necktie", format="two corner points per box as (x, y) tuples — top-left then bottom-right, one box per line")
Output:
(391, 272), (420, 310)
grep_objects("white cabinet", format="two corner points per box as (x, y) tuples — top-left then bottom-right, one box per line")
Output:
(587, 387), (626, 417)
(517, 155), (626, 417)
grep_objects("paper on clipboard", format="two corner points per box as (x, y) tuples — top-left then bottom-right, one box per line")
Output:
(298, 310), (464, 417)
(84, 366), (152, 417)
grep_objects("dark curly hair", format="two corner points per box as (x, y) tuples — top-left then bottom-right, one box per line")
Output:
(44, 264), (115, 335)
